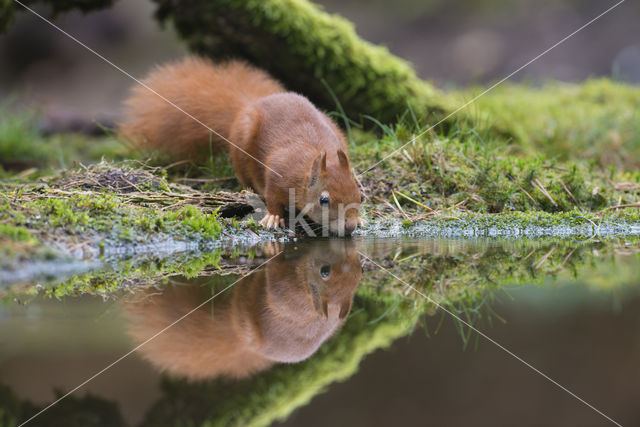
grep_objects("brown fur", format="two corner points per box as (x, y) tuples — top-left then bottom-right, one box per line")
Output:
(124, 241), (362, 380)
(119, 56), (361, 234)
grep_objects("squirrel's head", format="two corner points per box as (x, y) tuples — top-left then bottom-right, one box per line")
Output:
(303, 149), (361, 235)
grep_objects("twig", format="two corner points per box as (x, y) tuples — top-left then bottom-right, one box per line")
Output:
(560, 247), (576, 266)
(176, 177), (237, 183)
(410, 212), (437, 222)
(15, 168), (38, 179)
(508, 177), (538, 206)
(394, 190), (433, 211)
(391, 191), (409, 219)
(532, 179), (557, 206)
(372, 195), (401, 216)
(595, 201), (640, 215)
(163, 159), (192, 170)
(559, 179), (579, 205)
(533, 246), (556, 270)
(352, 168), (369, 201)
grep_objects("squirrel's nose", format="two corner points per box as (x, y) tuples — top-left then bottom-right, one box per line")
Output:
(344, 223), (356, 235)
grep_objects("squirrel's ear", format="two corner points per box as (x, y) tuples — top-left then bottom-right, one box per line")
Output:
(309, 151), (327, 186)
(337, 149), (350, 169)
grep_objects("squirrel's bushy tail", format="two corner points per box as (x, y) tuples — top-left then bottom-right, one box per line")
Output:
(118, 56), (284, 160)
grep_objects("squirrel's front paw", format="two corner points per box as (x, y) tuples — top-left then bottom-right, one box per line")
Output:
(259, 213), (285, 230)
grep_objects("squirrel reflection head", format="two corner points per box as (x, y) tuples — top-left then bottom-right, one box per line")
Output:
(124, 240), (361, 380)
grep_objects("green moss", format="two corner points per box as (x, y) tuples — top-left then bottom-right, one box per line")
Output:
(0, 248), (227, 302)
(0, 223), (35, 243)
(354, 117), (640, 215)
(24, 192), (222, 240)
(0, 214), (42, 266)
(5, 1), (639, 161)
(52, 251), (223, 299)
(464, 79), (640, 168)
(164, 205), (223, 239)
(0, 170), (230, 259)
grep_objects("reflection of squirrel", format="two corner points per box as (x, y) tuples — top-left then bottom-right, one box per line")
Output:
(119, 57), (362, 234)
(124, 241), (362, 380)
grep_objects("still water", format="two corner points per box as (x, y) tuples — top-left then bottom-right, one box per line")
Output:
(1, 238), (639, 426)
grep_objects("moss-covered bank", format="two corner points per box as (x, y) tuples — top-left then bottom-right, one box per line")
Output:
(1, 156), (639, 285)
(0, 162), (281, 281)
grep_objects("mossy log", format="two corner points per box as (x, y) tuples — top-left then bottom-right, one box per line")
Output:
(152, 0), (450, 124)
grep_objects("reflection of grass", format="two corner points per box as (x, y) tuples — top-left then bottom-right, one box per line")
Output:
(0, 247), (227, 302)
(358, 238), (640, 346)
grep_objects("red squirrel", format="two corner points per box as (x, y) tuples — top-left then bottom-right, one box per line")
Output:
(124, 240), (362, 380)
(119, 57), (362, 235)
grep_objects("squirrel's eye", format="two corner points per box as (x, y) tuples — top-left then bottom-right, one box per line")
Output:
(320, 265), (331, 278)
(319, 195), (330, 206)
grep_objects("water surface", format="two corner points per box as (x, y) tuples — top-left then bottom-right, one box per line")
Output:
(1, 237), (639, 426)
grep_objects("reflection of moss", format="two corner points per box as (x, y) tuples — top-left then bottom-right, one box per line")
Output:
(1, 249), (224, 301)
(138, 238), (640, 427)
(0, 382), (21, 427)
(359, 238), (640, 341)
(141, 293), (417, 427)
(361, 239), (633, 301)
(3, 238), (640, 427)
(0, 0), (15, 33)
(0, 382), (125, 427)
